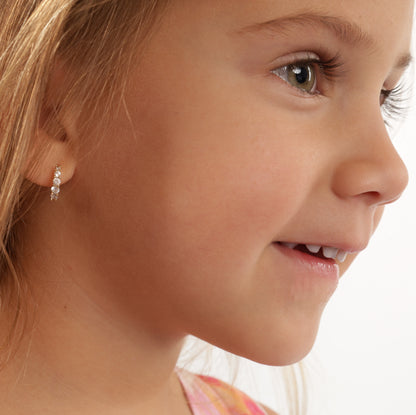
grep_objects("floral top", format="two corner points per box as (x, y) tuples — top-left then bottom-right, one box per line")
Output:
(176, 368), (268, 415)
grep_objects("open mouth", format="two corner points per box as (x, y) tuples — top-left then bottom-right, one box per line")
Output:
(276, 242), (348, 263)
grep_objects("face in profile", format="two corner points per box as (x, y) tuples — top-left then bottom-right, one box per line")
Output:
(68, 0), (413, 365)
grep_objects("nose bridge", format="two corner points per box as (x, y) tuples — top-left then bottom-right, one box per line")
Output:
(331, 109), (409, 206)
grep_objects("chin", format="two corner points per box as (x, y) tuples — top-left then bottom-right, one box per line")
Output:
(222, 321), (321, 367)
(245, 337), (316, 366)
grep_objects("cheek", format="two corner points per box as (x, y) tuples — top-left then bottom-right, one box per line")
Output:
(132, 132), (331, 364)
(116, 82), (307, 268)
(144, 122), (309, 284)
(79, 47), (338, 363)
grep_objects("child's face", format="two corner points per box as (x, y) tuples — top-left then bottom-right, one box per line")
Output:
(75, 0), (413, 364)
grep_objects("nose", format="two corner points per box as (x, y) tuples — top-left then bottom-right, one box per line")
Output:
(331, 115), (409, 207)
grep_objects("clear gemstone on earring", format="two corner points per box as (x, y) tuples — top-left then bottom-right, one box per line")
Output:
(51, 165), (62, 201)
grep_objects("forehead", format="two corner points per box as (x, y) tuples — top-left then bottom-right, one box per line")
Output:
(172, 0), (413, 60)
(179, 0), (414, 31)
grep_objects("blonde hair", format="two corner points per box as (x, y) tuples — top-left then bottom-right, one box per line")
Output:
(0, 0), (169, 368)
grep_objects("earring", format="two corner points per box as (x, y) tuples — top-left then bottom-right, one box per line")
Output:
(50, 165), (62, 201)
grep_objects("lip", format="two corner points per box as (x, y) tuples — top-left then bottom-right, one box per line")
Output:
(272, 242), (340, 288)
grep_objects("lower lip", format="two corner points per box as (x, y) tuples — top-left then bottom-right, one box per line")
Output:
(272, 242), (340, 286)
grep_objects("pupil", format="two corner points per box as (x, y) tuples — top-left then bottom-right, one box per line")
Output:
(292, 65), (310, 85)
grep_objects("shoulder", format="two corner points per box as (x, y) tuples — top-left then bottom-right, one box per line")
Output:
(196, 373), (279, 415)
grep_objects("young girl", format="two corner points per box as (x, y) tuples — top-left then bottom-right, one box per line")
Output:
(0, 0), (413, 414)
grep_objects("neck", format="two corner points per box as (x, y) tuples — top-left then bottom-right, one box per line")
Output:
(0, 201), (190, 415)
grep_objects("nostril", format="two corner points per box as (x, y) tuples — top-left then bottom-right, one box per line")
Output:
(332, 157), (408, 207)
(332, 161), (381, 199)
(361, 190), (382, 204)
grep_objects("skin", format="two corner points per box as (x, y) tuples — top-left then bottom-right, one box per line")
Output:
(0, 0), (413, 414)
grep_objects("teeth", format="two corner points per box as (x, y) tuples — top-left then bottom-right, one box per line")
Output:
(280, 242), (349, 263)
(336, 250), (348, 263)
(322, 246), (339, 259)
(281, 242), (297, 249)
(306, 244), (321, 254)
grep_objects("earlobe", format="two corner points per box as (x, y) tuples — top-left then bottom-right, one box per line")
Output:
(23, 127), (76, 188)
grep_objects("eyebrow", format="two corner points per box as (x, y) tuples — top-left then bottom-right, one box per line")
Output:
(239, 12), (413, 70)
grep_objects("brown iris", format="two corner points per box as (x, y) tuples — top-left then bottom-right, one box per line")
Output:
(287, 63), (316, 93)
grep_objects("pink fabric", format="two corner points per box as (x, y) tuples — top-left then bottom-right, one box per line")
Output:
(176, 368), (268, 415)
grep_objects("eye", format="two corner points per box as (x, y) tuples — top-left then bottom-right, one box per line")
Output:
(272, 62), (318, 94)
(270, 53), (344, 97)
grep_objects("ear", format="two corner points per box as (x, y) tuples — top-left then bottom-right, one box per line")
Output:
(24, 129), (76, 187)
(23, 62), (77, 188)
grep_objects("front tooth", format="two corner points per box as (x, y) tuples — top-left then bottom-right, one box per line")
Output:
(282, 242), (297, 249)
(306, 244), (321, 254)
(322, 246), (339, 259)
(336, 250), (348, 263)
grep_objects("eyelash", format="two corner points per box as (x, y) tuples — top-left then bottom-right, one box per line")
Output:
(380, 83), (409, 127)
(305, 54), (345, 84)
(272, 54), (408, 125)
